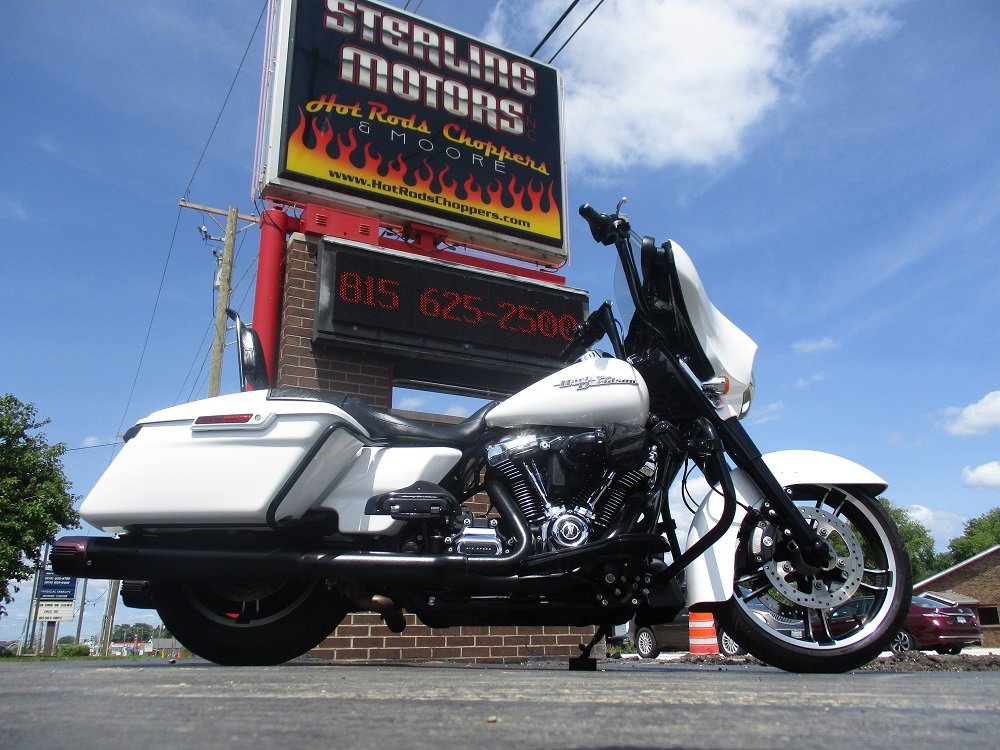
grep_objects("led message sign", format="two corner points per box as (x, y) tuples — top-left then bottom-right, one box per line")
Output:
(314, 241), (588, 392)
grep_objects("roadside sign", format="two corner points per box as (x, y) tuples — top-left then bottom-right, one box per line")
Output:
(39, 572), (77, 601)
(259, 0), (568, 266)
(36, 601), (76, 622)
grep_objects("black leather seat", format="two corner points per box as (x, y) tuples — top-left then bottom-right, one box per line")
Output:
(269, 389), (496, 448)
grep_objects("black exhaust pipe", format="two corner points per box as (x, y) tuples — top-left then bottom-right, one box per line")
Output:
(51, 478), (533, 585)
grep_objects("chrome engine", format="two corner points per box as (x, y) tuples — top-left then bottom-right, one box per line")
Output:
(484, 429), (654, 552)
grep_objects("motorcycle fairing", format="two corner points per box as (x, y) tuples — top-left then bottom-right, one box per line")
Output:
(684, 449), (888, 606)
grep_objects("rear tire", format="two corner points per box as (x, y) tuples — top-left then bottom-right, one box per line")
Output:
(152, 579), (346, 665)
(718, 484), (911, 673)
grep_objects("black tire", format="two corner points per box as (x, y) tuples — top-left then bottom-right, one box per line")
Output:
(718, 628), (746, 657)
(717, 484), (912, 673)
(635, 626), (660, 659)
(890, 629), (916, 655)
(152, 580), (346, 665)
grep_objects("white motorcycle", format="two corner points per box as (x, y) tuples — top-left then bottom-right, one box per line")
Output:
(53, 200), (911, 672)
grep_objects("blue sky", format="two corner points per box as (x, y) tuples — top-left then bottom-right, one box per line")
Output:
(2, 0), (999, 643)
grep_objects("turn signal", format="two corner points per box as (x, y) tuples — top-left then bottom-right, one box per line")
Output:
(191, 412), (275, 432)
(194, 414), (255, 425)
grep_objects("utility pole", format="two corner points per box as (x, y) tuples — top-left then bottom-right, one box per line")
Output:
(209, 205), (238, 397)
(100, 579), (120, 656)
(178, 199), (258, 397)
(74, 577), (88, 644)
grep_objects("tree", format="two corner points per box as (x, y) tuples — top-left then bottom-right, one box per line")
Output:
(0, 394), (78, 616)
(112, 622), (153, 642)
(948, 507), (1000, 563)
(878, 498), (949, 583)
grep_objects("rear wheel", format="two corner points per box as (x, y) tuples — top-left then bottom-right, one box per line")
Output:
(718, 484), (911, 673)
(152, 579), (346, 665)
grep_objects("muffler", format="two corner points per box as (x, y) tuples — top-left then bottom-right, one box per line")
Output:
(51, 478), (532, 585)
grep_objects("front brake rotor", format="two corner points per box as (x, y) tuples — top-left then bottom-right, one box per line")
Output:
(751, 506), (865, 609)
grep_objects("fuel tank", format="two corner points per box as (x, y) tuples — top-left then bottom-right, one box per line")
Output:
(486, 355), (650, 429)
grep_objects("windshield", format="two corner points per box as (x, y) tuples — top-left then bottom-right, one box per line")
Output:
(612, 233), (641, 338)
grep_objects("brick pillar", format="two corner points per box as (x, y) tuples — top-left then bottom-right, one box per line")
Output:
(277, 236), (391, 407)
(276, 234), (600, 662)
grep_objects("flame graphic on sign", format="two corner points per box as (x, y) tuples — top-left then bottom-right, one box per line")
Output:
(285, 113), (562, 241)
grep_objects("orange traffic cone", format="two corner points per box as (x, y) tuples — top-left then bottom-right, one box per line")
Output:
(688, 611), (720, 655)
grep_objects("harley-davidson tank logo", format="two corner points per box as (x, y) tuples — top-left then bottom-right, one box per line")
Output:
(556, 376), (637, 391)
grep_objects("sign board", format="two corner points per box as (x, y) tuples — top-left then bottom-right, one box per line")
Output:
(315, 240), (587, 394)
(36, 601), (75, 623)
(260, 0), (568, 266)
(39, 572), (77, 601)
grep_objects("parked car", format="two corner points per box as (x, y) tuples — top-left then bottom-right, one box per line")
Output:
(627, 605), (804, 658)
(829, 595), (983, 655)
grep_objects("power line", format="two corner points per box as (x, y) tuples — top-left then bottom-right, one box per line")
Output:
(113, 4), (268, 444)
(184, 1), (268, 196)
(66, 441), (123, 452)
(530, 0), (583, 57)
(110, 205), (184, 452)
(547, 0), (608, 63)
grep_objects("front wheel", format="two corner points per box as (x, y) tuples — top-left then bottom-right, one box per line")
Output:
(717, 484), (912, 673)
(151, 579), (347, 665)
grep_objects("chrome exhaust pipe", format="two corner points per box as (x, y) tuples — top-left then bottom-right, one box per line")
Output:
(51, 478), (533, 584)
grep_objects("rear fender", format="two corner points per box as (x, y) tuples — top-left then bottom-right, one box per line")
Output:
(684, 450), (887, 607)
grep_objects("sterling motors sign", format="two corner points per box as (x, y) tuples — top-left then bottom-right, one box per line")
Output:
(259, 0), (568, 266)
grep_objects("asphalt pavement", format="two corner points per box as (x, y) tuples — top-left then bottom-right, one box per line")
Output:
(4, 656), (999, 749)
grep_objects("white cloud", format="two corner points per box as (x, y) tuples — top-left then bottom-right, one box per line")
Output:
(394, 395), (428, 412)
(793, 372), (826, 389)
(791, 336), (838, 354)
(486, 0), (902, 172)
(33, 135), (59, 154)
(81, 436), (104, 448)
(962, 461), (1000, 489)
(747, 401), (783, 425)
(907, 504), (965, 552)
(0, 192), (28, 221)
(942, 391), (1000, 436)
(807, 6), (900, 64)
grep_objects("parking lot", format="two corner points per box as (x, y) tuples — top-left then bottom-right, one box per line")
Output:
(4, 654), (1000, 749)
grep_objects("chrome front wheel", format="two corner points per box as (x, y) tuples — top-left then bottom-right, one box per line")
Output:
(718, 484), (912, 673)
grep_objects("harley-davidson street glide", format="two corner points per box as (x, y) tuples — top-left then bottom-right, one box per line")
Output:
(53, 201), (911, 672)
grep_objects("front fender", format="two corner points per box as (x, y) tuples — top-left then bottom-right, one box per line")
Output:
(684, 450), (887, 607)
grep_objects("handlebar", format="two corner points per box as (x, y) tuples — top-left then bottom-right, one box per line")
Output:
(579, 203), (630, 246)
(558, 300), (625, 362)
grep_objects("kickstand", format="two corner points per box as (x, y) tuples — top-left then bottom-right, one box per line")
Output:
(568, 624), (610, 671)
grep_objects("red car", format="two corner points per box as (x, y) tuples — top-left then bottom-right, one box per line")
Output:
(831, 595), (983, 655)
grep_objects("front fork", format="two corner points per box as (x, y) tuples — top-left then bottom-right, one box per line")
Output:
(713, 416), (834, 570)
(651, 416), (831, 585)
